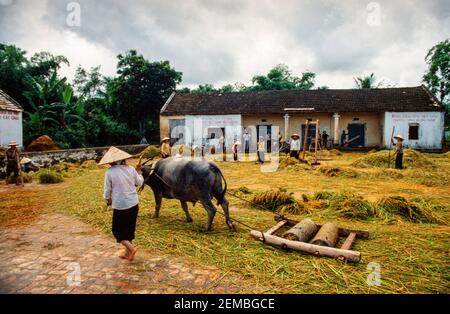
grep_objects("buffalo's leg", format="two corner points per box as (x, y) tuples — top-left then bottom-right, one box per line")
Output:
(180, 201), (193, 223)
(152, 191), (162, 219)
(200, 198), (217, 231)
(219, 197), (235, 231)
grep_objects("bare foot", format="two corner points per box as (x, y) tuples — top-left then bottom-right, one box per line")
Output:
(126, 248), (138, 262)
(117, 249), (129, 259)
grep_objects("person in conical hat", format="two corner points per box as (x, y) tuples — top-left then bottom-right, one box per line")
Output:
(98, 146), (133, 165)
(5, 140), (20, 185)
(391, 134), (404, 169)
(20, 157), (39, 173)
(289, 133), (301, 160)
(160, 137), (171, 159)
(101, 146), (144, 261)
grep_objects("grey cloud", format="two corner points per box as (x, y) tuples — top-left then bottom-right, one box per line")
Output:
(0, 0), (449, 87)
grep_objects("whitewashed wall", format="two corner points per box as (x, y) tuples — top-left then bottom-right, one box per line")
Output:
(183, 115), (242, 147)
(0, 110), (23, 148)
(383, 112), (444, 149)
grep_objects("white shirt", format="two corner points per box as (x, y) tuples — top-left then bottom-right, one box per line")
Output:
(103, 165), (144, 210)
(258, 141), (266, 152)
(290, 139), (301, 151)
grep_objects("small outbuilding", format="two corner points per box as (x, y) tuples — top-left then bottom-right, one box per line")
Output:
(0, 89), (23, 148)
(160, 85), (445, 151)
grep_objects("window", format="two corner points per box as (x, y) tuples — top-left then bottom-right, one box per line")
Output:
(408, 123), (419, 140)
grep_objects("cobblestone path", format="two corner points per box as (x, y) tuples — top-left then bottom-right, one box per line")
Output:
(0, 212), (242, 294)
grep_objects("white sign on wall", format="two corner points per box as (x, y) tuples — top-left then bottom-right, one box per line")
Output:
(384, 112), (444, 149)
(0, 110), (23, 148)
(185, 115), (242, 146)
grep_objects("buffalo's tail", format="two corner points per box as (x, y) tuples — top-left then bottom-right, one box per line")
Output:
(213, 165), (227, 205)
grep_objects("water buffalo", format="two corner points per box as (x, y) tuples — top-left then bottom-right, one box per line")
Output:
(141, 157), (235, 231)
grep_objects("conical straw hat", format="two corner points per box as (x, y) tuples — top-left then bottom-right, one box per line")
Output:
(98, 146), (132, 165)
(394, 134), (404, 140)
(20, 157), (32, 165)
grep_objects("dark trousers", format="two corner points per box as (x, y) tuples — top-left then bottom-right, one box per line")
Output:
(395, 153), (403, 169)
(6, 162), (19, 177)
(244, 141), (250, 154)
(233, 152), (238, 161)
(290, 150), (300, 159)
(258, 151), (265, 163)
(112, 205), (139, 242)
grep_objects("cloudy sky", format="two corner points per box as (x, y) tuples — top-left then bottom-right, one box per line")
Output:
(0, 0), (449, 89)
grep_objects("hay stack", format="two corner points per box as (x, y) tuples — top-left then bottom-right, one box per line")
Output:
(251, 189), (308, 214)
(26, 135), (59, 152)
(139, 145), (160, 159)
(351, 149), (436, 169)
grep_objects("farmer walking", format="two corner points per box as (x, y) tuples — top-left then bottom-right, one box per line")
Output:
(160, 137), (171, 158)
(392, 134), (404, 169)
(5, 140), (21, 185)
(289, 133), (301, 159)
(100, 146), (144, 262)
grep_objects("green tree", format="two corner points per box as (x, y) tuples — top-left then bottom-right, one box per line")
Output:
(110, 50), (182, 135)
(177, 87), (191, 93)
(73, 65), (104, 98)
(423, 39), (450, 126)
(219, 84), (235, 93)
(353, 73), (384, 89)
(192, 84), (217, 93)
(28, 51), (69, 79)
(0, 44), (31, 109)
(249, 64), (315, 91)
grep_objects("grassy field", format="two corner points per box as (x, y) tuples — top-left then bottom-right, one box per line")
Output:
(24, 151), (450, 293)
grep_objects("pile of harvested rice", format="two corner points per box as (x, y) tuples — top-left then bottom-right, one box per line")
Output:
(251, 189), (306, 214)
(37, 169), (64, 184)
(26, 135), (59, 152)
(138, 145), (160, 159)
(351, 149), (436, 169)
(377, 196), (447, 224)
(317, 166), (359, 178)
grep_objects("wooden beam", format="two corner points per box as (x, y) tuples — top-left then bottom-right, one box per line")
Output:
(301, 120), (309, 161)
(340, 232), (357, 251)
(283, 219), (318, 242)
(250, 230), (361, 263)
(274, 215), (369, 239)
(310, 223), (339, 247)
(265, 220), (287, 235)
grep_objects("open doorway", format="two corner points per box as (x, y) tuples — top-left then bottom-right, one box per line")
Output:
(301, 123), (316, 148)
(207, 127), (225, 154)
(257, 125), (272, 153)
(347, 123), (365, 148)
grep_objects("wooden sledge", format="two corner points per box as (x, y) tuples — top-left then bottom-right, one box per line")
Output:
(249, 215), (369, 263)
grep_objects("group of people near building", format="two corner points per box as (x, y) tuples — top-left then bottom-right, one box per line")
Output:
(156, 128), (405, 169)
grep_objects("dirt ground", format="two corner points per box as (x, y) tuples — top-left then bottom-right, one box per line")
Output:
(0, 151), (449, 294)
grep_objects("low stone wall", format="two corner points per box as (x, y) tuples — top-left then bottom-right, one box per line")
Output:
(0, 144), (148, 177)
